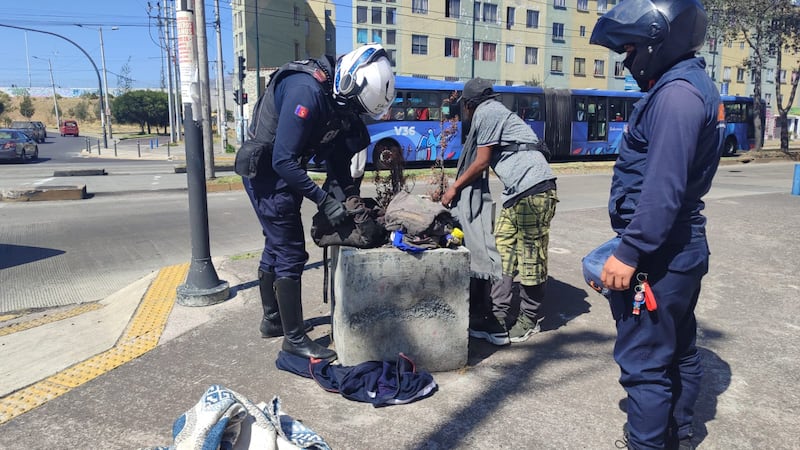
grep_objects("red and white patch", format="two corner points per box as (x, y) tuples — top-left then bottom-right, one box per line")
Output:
(294, 104), (309, 119)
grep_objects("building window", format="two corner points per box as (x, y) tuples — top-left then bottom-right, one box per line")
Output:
(357, 6), (367, 23)
(594, 59), (605, 76)
(577, 0), (588, 11)
(574, 58), (586, 76)
(551, 55), (563, 73)
(525, 47), (538, 65)
(506, 7), (515, 29)
(473, 42), (496, 61)
(372, 29), (383, 43)
(357, 28), (368, 44)
(372, 7), (382, 24)
(387, 29), (396, 45)
(474, 2), (481, 20)
(293, 5), (300, 26)
(723, 66), (731, 82)
(553, 0), (566, 8)
(412, 34), (428, 55)
(412, 0), (428, 14)
(740, 41), (745, 49)
(598, 0), (607, 13)
(445, 38), (460, 57)
(579, 25), (586, 37)
(483, 3), (497, 23)
(526, 10), (539, 28)
(766, 68), (775, 83)
(707, 38), (717, 53)
(388, 49), (396, 66)
(736, 68), (745, 83)
(615, 61), (625, 77)
(506, 44), (514, 63)
(386, 7), (396, 24)
(552, 23), (564, 41)
(446, 0), (461, 18)
(780, 69), (787, 84)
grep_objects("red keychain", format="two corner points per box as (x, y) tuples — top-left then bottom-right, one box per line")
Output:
(636, 273), (658, 312)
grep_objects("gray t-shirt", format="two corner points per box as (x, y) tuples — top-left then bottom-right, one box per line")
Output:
(472, 99), (555, 206)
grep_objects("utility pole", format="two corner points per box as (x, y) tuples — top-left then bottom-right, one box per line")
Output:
(194, 0), (216, 179)
(158, 1), (177, 143)
(169, 0), (183, 140)
(214, 0), (228, 152)
(46, 59), (60, 127)
(99, 27), (113, 139)
(174, 0), (229, 306)
(255, 0), (261, 98)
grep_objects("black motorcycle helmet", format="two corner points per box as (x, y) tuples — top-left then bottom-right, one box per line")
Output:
(590, 0), (707, 91)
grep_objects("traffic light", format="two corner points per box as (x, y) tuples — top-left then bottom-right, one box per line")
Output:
(238, 56), (246, 81)
(241, 92), (248, 104)
(233, 89), (240, 105)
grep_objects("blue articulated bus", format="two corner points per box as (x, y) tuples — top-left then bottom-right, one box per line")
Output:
(361, 77), (756, 169)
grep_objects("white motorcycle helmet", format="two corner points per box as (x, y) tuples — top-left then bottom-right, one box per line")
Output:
(334, 43), (395, 119)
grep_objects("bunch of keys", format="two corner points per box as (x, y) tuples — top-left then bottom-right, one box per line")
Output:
(632, 272), (658, 315)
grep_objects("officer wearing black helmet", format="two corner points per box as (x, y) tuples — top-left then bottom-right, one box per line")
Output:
(235, 44), (395, 362)
(590, 0), (723, 448)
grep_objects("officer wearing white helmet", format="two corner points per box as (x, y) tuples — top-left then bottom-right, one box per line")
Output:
(235, 44), (395, 362)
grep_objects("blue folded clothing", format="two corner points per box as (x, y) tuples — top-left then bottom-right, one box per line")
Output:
(581, 237), (621, 298)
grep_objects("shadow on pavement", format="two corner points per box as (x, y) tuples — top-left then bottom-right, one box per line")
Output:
(0, 244), (65, 270)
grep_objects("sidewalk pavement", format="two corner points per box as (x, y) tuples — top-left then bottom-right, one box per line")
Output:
(1, 178), (798, 448)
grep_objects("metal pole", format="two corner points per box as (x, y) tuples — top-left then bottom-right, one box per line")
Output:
(255, 0), (261, 99)
(99, 27), (113, 139)
(214, 0), (228, 152)
(175, 2), (229, 306)
(171, 0), (183, 140)
(194, 0), (216, 179)
(1, 23), (108, 148)
(471, 1), (476, 79)
(163, 1), (177, 143)
(47, 59), (60, 128)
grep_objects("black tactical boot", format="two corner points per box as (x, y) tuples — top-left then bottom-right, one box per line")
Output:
(274, 277), (337, 361)
(258, 270), (283, 338)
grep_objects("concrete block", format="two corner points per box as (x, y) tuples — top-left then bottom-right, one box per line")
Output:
(331, 246), (470, 372)
(0, 185), (87, 202)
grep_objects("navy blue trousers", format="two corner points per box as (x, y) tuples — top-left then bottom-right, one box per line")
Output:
(608, 245), (707, 449)
(243, 177), (308, 280)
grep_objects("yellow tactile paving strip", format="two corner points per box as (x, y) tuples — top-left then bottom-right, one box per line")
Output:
(0, 303), (104, 337)
(0, 263), (189, 425)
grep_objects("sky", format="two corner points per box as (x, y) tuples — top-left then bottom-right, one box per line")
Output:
(0, 0), (234, 91)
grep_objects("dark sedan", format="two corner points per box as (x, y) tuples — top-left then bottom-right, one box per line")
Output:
(0, 129), (39, 162)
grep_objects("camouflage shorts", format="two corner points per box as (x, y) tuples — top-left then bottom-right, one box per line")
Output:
(494, 189), (558, 285)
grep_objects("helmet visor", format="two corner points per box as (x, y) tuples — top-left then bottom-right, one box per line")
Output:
(590, 0), (666, 54)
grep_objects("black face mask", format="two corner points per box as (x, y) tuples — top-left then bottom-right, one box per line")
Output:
(623, 49), (653, 92)
(623, 49), (637, 72)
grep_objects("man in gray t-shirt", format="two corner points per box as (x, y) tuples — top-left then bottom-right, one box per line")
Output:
(441, 77), (559, 345)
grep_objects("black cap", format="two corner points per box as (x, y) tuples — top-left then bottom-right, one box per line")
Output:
(458, 77), (496, 104)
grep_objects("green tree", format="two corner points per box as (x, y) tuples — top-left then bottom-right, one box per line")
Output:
(68, 101), (90, 122)
(112, 90), (170, 134)
(19, 95), (35, 118)
(704, 0), (800, 151)
(117, 57), (134, 94)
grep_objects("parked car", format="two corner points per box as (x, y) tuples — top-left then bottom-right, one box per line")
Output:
(60, 119), (79, 137)
(0, 129), (39, 162)
(9, 121), (45, 143)
(33, 121), (47, 139)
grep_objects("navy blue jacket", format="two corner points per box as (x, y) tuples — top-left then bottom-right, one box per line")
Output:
(610, 57), (724, 268)
(247, 60), (368, 205)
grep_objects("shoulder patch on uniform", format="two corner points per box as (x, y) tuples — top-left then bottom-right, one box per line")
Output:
(294, 104), (309, 119)
(312, 68), (327, 83)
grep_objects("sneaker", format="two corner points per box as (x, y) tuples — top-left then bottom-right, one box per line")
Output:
(508, 314), (543, 343)
(468, 315), (510, 346)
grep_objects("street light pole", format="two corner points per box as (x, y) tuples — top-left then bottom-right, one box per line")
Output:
(0, 23), (107, 148)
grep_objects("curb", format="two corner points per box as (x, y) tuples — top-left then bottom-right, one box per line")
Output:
(0, 185), (87, 202)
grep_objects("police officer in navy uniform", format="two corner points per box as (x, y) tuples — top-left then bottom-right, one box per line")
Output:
(591, 1), (723, 448)
(237, 44), (395, 362)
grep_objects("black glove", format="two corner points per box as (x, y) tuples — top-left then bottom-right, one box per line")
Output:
(318, 194), (347, 227)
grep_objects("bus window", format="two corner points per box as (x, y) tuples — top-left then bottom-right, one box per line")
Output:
(499, 93), (515, 112)
(517, 94), (543, 120)
(586, 96), (607, 140)
(725, 103), (743, 122)
(609, 97), (625, 121)
(625, 99), (637, 118)
(574, 96), (587, 122)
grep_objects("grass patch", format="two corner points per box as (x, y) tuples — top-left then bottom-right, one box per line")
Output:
(229, 251), (259, 260)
